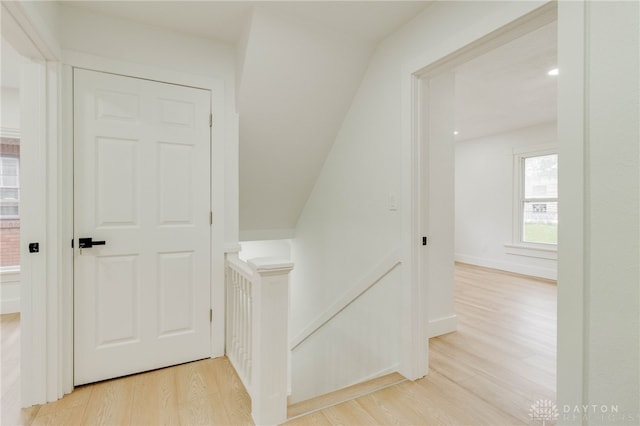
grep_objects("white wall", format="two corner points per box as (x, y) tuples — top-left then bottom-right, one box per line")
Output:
(238, 239), (292, 262)
(581, 2), (639, 422)
(291, 267), (401, 403)
(58, 5), (235, 92)
(57, 5), (240, 246)
(1, 87), (20, 130)
(58, 6), (240, 245)
(455, 122), (557, 280)
(291, 0), (548, 399)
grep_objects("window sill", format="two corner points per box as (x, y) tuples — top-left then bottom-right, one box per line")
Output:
(504, 243), (557, 260)
(0, 266), (20, 284)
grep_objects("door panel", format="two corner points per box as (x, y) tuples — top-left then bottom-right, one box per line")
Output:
(158, 142), (193, 225)
(158, 251), (194, 336)
(74, 69), (211, 385)
(96, 255), (140, 347)
(96, 137), (139, 227)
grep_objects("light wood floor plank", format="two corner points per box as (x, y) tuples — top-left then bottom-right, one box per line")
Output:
(130, 366), (180, 426)
(80, 375), (135, 425)
(31, 404), (88, 426)
(355, 383), (445, 426)
(177, 359), (235, 426)
(32, 384), (93, 426)
(284, 411), (333, 426)
(178, 394), (232, 426)
(321, 400), (379, 425)
(416, 370), (523, 425)
(288, 372), (406, 419)
(211, 357), (253, 426)
(174, 360), (211, 405)
(2, 263), (556, 426)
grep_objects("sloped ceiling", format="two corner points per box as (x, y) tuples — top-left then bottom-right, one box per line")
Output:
(62, 1), (430, 46)
(60, 1), (431, 240)
(236, 3), (430, 239)
(237, 6), (375, 238)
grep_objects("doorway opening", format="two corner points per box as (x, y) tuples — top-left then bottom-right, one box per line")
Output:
(0, 37), (24, 313)
(453, 21), (558, 280)
(1, 25), (49, 424)
(406, 2), (559, 417)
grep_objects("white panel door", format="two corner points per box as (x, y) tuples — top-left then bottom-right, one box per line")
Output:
(73, 69), (211, 385)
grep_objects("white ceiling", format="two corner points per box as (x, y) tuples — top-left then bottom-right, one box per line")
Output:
(62, 1), (430, 45)
(454, 21), (557, 141)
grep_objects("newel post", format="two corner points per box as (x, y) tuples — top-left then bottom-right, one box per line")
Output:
(248, 257), (294, 426)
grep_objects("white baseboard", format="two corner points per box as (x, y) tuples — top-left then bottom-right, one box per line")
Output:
(454, 254), (557, 281)
(428, 314), (457, 338)
(346, 364), (400, 388)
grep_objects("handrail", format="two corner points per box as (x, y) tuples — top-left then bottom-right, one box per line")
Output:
(290, 249), (401, 351)
(226, 254), (254, 278)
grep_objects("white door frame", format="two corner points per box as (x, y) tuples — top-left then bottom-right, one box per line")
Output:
(61, 49), (228, 376)
(400, 4), (585, 409)
(1, 2), (67, 406)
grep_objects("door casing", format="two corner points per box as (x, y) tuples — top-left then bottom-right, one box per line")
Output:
(399, 2), (566, 383)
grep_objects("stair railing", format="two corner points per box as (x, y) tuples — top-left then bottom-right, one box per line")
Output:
(225, 253), (293, 426)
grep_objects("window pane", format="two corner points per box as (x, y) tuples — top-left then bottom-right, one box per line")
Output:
(523, 201), (558, 244)
(524, 154), (557, 198)
(0, 156), (19, 188)
(0, 188), (19, 200)
(0, 203), (19, 218)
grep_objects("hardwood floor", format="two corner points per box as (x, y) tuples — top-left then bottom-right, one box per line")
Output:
(1, 263), (556, 425)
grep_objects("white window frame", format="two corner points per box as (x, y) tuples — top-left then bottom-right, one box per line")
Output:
(0, 154), (20, 219)
(505, 145), (558, 259)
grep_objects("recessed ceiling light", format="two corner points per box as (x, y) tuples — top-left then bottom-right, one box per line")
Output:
(548, 68), (559, 76)
(453, 130), (459, 136)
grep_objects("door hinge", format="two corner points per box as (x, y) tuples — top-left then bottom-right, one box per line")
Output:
(209, 211), (213, 225)
(71, 239), (74, 248)
(210, 309), (213, 322)
(422, 236), (428, 246)
(209, 113), (213, 128)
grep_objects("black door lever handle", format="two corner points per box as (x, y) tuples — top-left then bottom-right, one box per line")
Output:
(79, 237), (106, 249)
